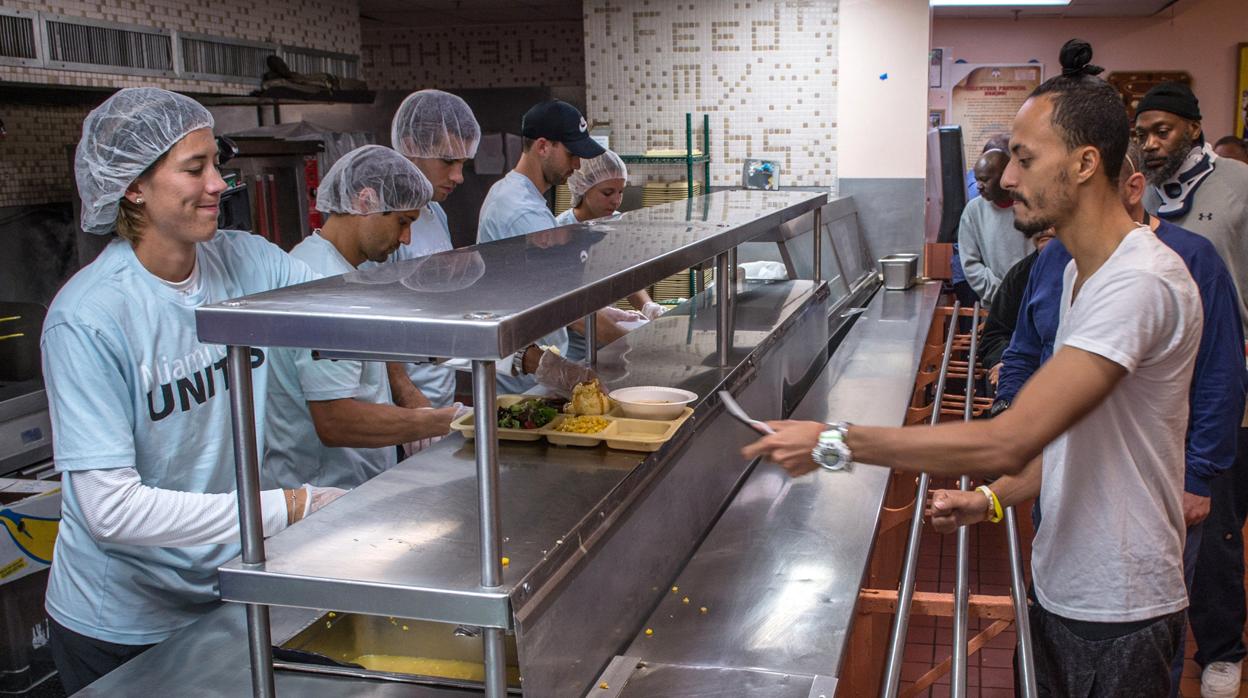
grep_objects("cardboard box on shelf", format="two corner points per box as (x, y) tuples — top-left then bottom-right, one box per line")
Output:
(0, 478), (61, 586)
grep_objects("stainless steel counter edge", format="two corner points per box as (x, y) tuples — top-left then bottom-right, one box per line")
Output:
(508, 281), (834, 617)
(194, 190), (828, 359)
(215, 280), (832, 628)
(614, 282), (942, 683)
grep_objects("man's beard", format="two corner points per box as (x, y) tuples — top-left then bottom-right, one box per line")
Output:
(1012, 173), (1073, 236)
(1144, 137), (1195, 186)
(1014, 211), (1054, 236)
(543, 160), (570, 187)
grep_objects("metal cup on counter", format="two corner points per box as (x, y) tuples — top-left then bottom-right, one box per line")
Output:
(878, 253), (919, 291)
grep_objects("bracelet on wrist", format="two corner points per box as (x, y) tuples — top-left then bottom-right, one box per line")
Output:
(976, 484), (1004, 524)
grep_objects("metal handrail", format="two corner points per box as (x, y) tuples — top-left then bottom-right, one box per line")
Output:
(1006, 504), (1039, 696)
(879, 302), (961, 698)
(951, 303), (980, 698)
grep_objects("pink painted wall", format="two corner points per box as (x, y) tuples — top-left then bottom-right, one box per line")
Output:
(931, 0), (1246, 141)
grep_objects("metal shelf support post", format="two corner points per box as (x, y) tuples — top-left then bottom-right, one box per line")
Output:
(226, 345), (276, 698)
(471, 360), (507, 698)
(716, 252), (733, 365)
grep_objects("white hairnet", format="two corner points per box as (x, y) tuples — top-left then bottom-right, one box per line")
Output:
(75, 87), (214, 234)
(391, 90), (481, 160)
(316, 145), (433, 216)
(568, 150), (628, 206)
(401, 250), (486, 293)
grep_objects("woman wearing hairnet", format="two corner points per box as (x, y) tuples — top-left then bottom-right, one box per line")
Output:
(40, 87), (344, 692)
(555, 151), (665, 360)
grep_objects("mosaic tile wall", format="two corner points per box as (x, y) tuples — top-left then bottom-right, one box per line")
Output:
(583, 0), (839, 188)
(361, 22), (585, 90)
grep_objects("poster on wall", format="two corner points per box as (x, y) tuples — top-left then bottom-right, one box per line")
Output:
(1106, 71), (1193, 121)
(948, 63), (1044, 167)
(1237, 44), (1248, 139)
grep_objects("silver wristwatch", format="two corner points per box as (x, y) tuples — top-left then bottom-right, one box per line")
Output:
(812, 421), (853, 471)
(511, 345), (534, 377)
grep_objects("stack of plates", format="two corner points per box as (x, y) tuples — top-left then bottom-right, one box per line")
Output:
(643, 148), (704, 158)
(640, 180), (704, 207)
(554, 184), (573, 216)
(651, 266), (714, 304)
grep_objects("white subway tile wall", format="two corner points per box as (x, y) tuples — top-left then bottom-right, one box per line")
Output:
(361, 22), (585, 90)
(583, 0), (838, 188)
(0, 0), (360, 208)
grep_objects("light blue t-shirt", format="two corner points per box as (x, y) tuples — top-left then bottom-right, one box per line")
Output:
(392, 201), (453, 262)
(477, 171), (568, 394)
(381, 202), (457, 407)
(264, 233), (397, 489)
(554, 207), (579, 226)
(41, 230), (317, 645)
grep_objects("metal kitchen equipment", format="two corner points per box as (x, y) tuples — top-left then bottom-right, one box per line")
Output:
(879, 253), (919, 291)
(879, 303), (1037, 698)
(195, 189), (829, 698)
(79, 189), (940, 696)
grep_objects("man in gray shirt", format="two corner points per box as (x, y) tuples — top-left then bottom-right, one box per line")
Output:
(957, 149), (1033, 303)
(1137, 81), (1248, 698)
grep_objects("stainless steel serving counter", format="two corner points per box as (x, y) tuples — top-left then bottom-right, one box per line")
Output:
(83, 282), (940, 698)
(196, 190), (827, 361)
(589, 282), (942, 697)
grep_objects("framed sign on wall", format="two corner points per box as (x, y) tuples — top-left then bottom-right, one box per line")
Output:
(1106, 71), (1193, 121)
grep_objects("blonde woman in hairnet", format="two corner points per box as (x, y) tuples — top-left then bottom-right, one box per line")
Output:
(555, 150), (666, 360)
(40, 87), (344, 692)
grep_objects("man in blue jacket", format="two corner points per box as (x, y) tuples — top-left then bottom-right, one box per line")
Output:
(987, 141), (1246, 694)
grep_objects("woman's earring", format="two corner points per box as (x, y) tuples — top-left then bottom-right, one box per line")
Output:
(135, 197), (144, 204)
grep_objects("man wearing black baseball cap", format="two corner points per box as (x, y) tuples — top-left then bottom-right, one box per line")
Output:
(478, 99), (604, 246)
(476, 99), (605, 394)
(1136, 81), (1248, 698)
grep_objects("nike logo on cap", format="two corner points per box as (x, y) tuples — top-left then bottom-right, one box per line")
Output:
(579, 117), (587, 133)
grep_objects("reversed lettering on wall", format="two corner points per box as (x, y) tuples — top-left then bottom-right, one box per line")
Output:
(585, 0), (839, 186)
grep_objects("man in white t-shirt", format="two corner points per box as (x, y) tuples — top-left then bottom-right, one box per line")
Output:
(743, 40), (1201, 696)
(265, 146), (459, 489)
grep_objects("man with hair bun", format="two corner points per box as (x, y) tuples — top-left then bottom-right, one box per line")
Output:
(744, 39), (1203, 695)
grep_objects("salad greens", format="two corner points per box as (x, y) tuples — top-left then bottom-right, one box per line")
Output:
(497, 398), (561, 430)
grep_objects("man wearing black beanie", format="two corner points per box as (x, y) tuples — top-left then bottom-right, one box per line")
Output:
(1136, 82), (1248, 698)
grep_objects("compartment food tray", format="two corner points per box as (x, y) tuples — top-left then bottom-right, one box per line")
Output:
(450, 395), (693, 452)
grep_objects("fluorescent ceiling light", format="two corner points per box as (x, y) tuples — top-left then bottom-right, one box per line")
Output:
(931, 0), (1071, 5)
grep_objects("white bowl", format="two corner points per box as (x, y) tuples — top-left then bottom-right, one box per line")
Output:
(609, 386), (698, 420)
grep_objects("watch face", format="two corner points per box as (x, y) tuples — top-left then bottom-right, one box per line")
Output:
(818, 442), (852, 471)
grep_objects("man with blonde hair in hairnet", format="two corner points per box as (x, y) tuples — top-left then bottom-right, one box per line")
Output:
(264, 145), (459, 490)
(41, 87), (341, 692)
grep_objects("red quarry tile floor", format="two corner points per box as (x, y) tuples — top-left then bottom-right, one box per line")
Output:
(899, 478), (1248, 697)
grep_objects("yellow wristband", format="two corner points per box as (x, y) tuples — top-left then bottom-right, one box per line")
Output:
(977, 485), (1004, 524)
